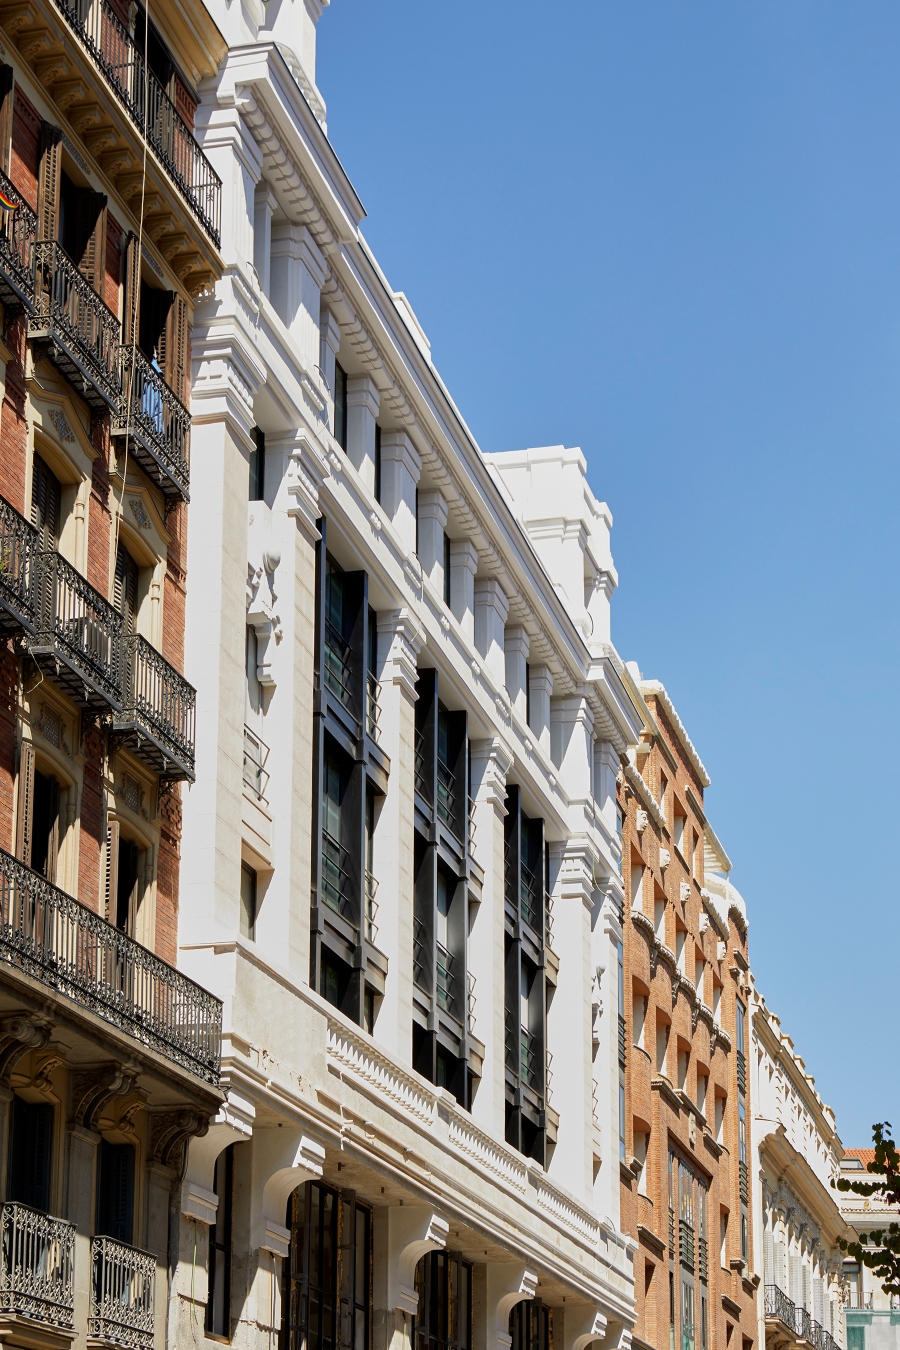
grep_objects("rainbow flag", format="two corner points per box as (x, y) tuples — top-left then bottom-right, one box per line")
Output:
(0, 188), (19, 211)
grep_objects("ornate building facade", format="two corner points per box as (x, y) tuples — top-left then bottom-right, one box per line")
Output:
(618, 675), (759, 1350)
(173, 4), (643, 1350)
(752, 990), (849, 1350)
(0, 0), (226, 1342)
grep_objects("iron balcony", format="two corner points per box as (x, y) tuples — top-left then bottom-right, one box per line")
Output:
(0, 1202), (75, 1332)
(49, 0), (221, 244)
(29, 242), (122, 413)
(113, 632), (196, 782)
(113, 347), (191, 502)
(0, 168), (36, 313)
(28, 549), (125, 712)
(0, 845), (222, 1084)
(90, 1236), (155, 1350)
(0, 495), (38, 638)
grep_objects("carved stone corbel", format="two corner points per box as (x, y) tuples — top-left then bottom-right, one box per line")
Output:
(0, 1012), (53, 1083)
(149, 1107), (210, 1171)
(71, 1063), (140, 1131)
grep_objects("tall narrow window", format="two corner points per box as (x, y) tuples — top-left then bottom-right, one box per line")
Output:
(413, 1250), (472, 1350)
(333, 362), (348, 450)
(7, 1096), (53, 1212)
(30, 768), (60, 881)
(206, 1146), (233, 1338)
(240, 862), (257, 940)
(509, 1300), (551, 1350)
(114, 543), (139, 633)
(115, 836), (140, 933)
(249, 427), (266, 502)
(282, 1182), (371, 1350)
(96, 1140), (135, 1244)
(31, 453), (61, 552)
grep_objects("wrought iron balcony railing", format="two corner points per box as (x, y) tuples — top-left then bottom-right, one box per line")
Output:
(365, 672), (381, 741)
(364, 870), (378, 945)
(114, 347), (191, 502)
(29, 242), (121, 412)
(90, 1235), (155, 1350)
(0, 169), (36, 312)
(0, 495), (38, 637)
(468, 796), (477, 858)
(0, 1203), (75, 1329)
(437, 756), (457, 833)
(414, 728), (428, 799)
(466, 970), (476, 1035)
(29, 550), (123, 711)
(520, 1026), (543, 1093)
(113, 633), (196, 781)
(765, 1287), (796, 1332)
(436, 941), (457, 1017)
(796, 1307), (813, 1343)
(412, 914), (427, 992)
(0, 846), (222, 1083)
(243, 726), (270, 801)
(49, 0), (221, 243)
(321, 829), (353, 922)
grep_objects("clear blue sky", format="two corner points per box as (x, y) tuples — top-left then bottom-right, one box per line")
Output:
(317, 1), (900, 1146)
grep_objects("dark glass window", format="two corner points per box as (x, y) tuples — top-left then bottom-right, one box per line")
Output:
(413, 1250), (472, 1350)
(281, 1181), (371, 1350)
(324, 560), (352, 709)
(206, 1146), (234, 1338)
(334, 363), (348, 450)
(250, 428), (266, 502)
(322, 744), (351, 921)
(116, 837), (140, 934)
(7, 1096), (53, 1212)
(31, 769), (60, 881)
(509, 1299), (552, 1350)
(96, 1140), (135, 1243)
(241, 862), (257, 940)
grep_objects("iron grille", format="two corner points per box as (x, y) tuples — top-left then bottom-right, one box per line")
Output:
(49, 0), (221, 242)
(679, 1220), (695, 1270)
(0, 846), (222, 1083)
(364, 871), (378, 944)
(29, 549), (124, 710)
(737, 1050), (746, 1095)
(618, 1013), (627, 1067)
(323, 619), (353, 707)
(90, 1236), (155, 1350)
(365, 671), (381, 740)
(114, 632), (196, 780)
(29, 242), (122, 411)
(739, 1160), (749, 1203)
(0, 1203), (75, 1328)
(436, 941), (457, 1017)
(0, 494), (38, 636)
(321, 830), (353, 921)
(114, 347), (191, 501)
(0, 168), (36, 311)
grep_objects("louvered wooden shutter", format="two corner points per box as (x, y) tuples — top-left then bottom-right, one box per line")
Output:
(37, 121), (61, 242)
(122, 232), (141, 348)
(104, 819), (119, 924)
(113, 543), (138, 632)
(79, 192), (107, 293)
(163, 292), (188, 401)
(43, 773), (59, 883)
(31, 454), (61, 551)
(15, 740), (35, 866)
(0, 65), (14, 175)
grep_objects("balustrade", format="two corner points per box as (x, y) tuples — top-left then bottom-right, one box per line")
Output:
(114, 347), (191, 501)
(0, 495), (38, 636)
(90, 1236), (155, 1350)
(29, 242), (121, 412)
(0, 1203), (75, 1329)
(114, 632), (196, 780)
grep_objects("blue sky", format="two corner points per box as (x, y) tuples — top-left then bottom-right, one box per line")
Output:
(317, 1), (900, 1145)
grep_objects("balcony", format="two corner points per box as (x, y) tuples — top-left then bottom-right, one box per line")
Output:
(0, 495), (38, 637)
(29, 242), (121, 412)
(49, 0), (221, 244)
(0, 168), (36, 312)
(113, 633), (196, 781)
(0, 1202), (75, 1332)
(113, 348), (191, 502)
(90, 1236), (155, 1350)
(28, 550), (123, 711)
(0, 846), (222, 1084)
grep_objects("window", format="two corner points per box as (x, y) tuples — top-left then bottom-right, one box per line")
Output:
(206, 1146), (233, 1338)
(31, 453), (62, 551)
(697, 1072), (708, 1116)
(631, 862), (643, 911)
(30, 766), (61, 881)
(96, 1140), (135, 1243)
(656, 1019), (670, 1075)
(695, 952), (705, 1001)
(655, 894), (666, 941)
(282, 1182), (371, 1350)
(619, 1069), (626, 1159)
(658, 772), (667, 818)
(681, 1278), (695, 1350)
(105, 821), (142, 935)
(413, 1250), (472, 1350)
(509, 1300), (551, 1350)
(7, 1096), (53, 1212)
(720, 1211), (729, 1267)
(322, 744), (351, 921)
(249, 427), (266, 501)
(374, 423), (382, 502)
(715, 1092), (726, 1143)
(240, 863), (257, 940)
(333, 362), (348, 450)
(633, 993), (647, 1050)
(674, 810), (686, 855)
(114, 543), (139, 633)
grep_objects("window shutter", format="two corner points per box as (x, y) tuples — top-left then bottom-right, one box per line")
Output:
(104, 819), (119, 924)
(79, 192), (107, 293)
(114, 544), (138, 632)
(122, 232), (141, 348)
(37, 121), (61, 243)
(44, 774), (59, 883)
(163, 292), (188, 401)
(0, 65), (14, 175)
(15, 740), (35, 867)
(31, 454), (61, 551)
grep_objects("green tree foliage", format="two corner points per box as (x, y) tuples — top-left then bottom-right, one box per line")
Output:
(833, 1123), (900, 1297)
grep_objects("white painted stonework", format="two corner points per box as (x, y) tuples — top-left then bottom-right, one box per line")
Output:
(177, 4), (642, 1350)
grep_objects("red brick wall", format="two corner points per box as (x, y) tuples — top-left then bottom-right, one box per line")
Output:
(87, 418), (111, 596)
(9, 88), (39, 210)
(155, 786), (180, 963)
(78, 721), (104, 913)
(0, 645), (17, 853)
(0, 311), (27, 513)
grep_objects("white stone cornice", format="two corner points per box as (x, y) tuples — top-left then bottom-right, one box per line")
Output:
(277, 430), (330, 543)
(377, 608), (424, 700)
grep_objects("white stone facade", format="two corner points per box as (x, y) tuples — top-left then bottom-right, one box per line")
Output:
(751, 987), (850, 1350)
(175, 4), (642, 1350)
